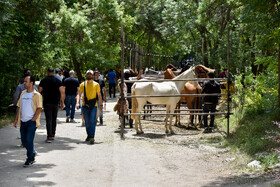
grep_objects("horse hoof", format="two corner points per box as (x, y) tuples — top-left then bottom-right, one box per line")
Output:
(170, 131), (175, 134)
(136, 131), (141, 135)
(140, 131), (144, 134)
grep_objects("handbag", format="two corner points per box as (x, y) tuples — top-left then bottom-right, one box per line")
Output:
(84, 81), (96, 110)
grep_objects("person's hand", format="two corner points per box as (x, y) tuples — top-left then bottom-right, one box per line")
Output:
(76, 103), (80, 110)
(60, 103), (65, 110)
(13, 121), (17, 128)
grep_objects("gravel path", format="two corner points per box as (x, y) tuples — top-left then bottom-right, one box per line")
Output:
(0, 97), (278, 187)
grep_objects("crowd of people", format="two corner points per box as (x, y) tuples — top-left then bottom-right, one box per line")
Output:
(12, 66), (224, 167)
(12, 67), (117, 167)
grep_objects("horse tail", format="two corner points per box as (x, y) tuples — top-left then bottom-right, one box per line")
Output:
(131, 86), (138, 119)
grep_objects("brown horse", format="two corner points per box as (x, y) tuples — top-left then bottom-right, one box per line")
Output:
(164, 65), (214, 128)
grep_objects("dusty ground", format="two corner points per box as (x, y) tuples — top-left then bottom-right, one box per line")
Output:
(0, 97), (279, 187)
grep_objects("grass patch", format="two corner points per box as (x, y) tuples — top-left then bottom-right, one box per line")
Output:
(214, 106), (280, 171)
(0, 113), (15, 128)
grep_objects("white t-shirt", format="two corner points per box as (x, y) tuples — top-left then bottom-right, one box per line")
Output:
(21, 91), (34, 122)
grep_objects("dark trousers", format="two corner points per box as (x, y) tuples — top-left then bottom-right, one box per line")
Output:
(65, 95), (76, 119)
(109, 83), (116, 97)
(20, 120), (37, 162)
(203, 103), (216, 128)
(44, 104), (59, 138)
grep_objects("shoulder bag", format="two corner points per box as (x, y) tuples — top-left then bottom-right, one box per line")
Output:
(84, 81), (96, 110)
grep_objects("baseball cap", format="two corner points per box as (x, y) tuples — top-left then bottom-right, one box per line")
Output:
(86, 70), (94, 74)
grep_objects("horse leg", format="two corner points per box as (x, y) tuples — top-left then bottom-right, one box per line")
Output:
(174, 103), (178, 126)
(134, 115), (140, 134)
(169, 107), (176, 134)
(139, 117), (144, 134)
(165, 106), (170, 133)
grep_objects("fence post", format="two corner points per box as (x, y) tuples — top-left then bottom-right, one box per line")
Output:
(120, 24), (125, 139)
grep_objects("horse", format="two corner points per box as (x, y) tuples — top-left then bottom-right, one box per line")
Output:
(164, 65), (215, 128)
(131, 66), (197, 134)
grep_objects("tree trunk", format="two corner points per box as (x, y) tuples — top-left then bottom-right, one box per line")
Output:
(278, 45), (280, 107)
(71, 52), (82, 81)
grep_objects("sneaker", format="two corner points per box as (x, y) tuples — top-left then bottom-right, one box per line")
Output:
(70, 119), (76, 123)
(46, 137), (53, 143)
(23, 160), (34, 167)
(66, 116), (70, 123)
(203, 128), (209, 133)
(89, 138), (95, 144)
(85, 136), (90, 141)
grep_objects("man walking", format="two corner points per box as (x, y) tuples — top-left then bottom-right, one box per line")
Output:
(39, 68), (65, 143)
(76, 70), (103, 144)
(54, 68), (64, 82)
(13, 75), (42, 167)
(107, 69), (116, 98)
(63, 70), (80, 123)
(202, 72), (221, 133)
(93, 71), (106, 125)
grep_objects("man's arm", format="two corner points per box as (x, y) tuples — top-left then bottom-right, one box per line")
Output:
(13, 109), (20, 128)
(12, 85), (21, 105)
(97, 92), (103, 111)
(59, 86), (65, 110)
(76, 90), (81, 109)
(31, 108), (42, 121)
(102, 87), (106, 102)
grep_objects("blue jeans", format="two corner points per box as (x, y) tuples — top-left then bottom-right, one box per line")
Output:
(82, 106), (97, 138)
(20, 120), (37, 162)
(65, 95), (77, 119)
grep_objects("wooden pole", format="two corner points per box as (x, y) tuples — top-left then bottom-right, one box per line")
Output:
(227, 27), (230, 136)
(120, 24), (125, 139)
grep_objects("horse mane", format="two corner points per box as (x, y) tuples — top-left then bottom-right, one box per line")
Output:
(173, 66), (195, 80)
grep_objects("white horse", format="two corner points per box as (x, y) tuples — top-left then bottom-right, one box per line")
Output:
(131, 66), (197, 134)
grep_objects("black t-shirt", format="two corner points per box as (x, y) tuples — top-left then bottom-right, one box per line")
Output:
(202, 80), (221, 104)
(63, 77), (79, 95)
(94, 79), (105, 100)
(39, 76), (63, 105)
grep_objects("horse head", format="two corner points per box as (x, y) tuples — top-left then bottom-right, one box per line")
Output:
(195, 65), (215, 78)
(164, 68), (176, 79)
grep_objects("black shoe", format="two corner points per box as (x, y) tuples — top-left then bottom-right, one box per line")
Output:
(208, 127), (213, 133)
(85, 136), (90, 141)
(23, 160), (34, 167)
(203, 128), (209, 133)
(100, 118), (103, 125)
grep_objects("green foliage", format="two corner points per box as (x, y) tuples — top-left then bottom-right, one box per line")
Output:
(233, 58), (278, 113)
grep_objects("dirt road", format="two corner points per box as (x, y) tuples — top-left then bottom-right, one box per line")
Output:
(0, 97), (278, 187)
